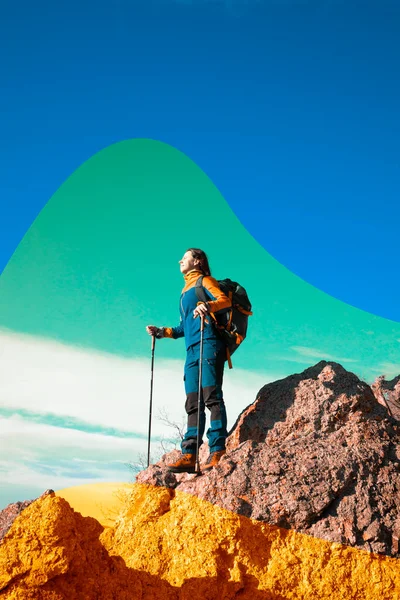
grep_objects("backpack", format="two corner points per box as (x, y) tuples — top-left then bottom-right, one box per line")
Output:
(195, 276), (252, 368)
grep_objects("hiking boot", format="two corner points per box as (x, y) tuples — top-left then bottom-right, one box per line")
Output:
(167, 453), (196, 473)
(203, 450), (226, 471)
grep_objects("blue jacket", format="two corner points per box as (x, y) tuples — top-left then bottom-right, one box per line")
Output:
(164, 270), (231, 350)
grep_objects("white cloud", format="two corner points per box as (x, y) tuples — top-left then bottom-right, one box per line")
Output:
(0, 416), (143, 494)
(289, 345), (358, 364)
(368, 362), (400, 379)
(0, 329), (271, 435)
(0, 329), (275, 506)
(1, 416), (143, 457)
(0, 457), (128, 492)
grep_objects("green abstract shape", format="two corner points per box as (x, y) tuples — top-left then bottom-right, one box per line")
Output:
(0, 139), (399, 381)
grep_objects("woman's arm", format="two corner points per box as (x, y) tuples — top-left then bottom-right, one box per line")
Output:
(163, 318), (184, 339)
(146, 316), (184, 339)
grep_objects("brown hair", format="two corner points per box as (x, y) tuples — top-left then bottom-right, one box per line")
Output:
(187, 248), (211, 276)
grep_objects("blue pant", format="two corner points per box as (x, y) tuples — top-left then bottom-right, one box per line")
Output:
(181, 337), (227, 454)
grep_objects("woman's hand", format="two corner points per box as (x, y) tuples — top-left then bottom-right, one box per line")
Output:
(193, 303), (209, 319)
(146, 325), (164, 338)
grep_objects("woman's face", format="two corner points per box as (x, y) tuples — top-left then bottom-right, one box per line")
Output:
(179, 251), (198, 274)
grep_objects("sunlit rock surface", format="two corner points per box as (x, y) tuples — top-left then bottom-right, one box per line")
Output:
(1, 485), (400, 599)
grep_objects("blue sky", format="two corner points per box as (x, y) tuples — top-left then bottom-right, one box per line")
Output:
(1, 0), (400, 320)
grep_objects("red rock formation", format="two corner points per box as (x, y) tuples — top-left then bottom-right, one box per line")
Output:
(372, 374), (400, 421)
(137, 361), (400, 556)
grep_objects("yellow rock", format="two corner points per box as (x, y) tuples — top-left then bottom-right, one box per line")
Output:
(102, 483), (400, 599)
(1, 484), (399, 599)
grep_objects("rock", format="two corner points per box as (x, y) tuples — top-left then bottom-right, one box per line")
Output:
(138, 361), (400, 556)
(0, 493), (174, 599)
(372, 374), (400, 421)
(0, 500), (34, 544)
(102, 483), (400, 600)
(0, 489), (55, 543)
(2, 485), (400, 599)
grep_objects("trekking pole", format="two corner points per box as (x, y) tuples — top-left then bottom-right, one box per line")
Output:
(147, 335), (156, 468)
(195, 314), (205, 474)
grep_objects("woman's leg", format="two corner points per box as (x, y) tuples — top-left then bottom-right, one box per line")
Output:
(180, 344), (206, 454)
(202, 339), (228, 453)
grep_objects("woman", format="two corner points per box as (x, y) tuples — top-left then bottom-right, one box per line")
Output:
(146, 248), (231, 473)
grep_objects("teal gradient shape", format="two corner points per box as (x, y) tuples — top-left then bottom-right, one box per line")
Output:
(0, 139), (399, 382)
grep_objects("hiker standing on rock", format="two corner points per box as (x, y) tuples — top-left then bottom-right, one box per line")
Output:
(146, 248), (231, 473)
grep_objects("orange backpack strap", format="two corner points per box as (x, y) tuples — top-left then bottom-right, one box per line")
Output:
(226, 347), (233, 369)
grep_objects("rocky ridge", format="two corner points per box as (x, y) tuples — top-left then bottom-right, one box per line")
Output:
(137, 361), (400, 556)
(0, 491), (171, 600)
(1, 484), (400, 599)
